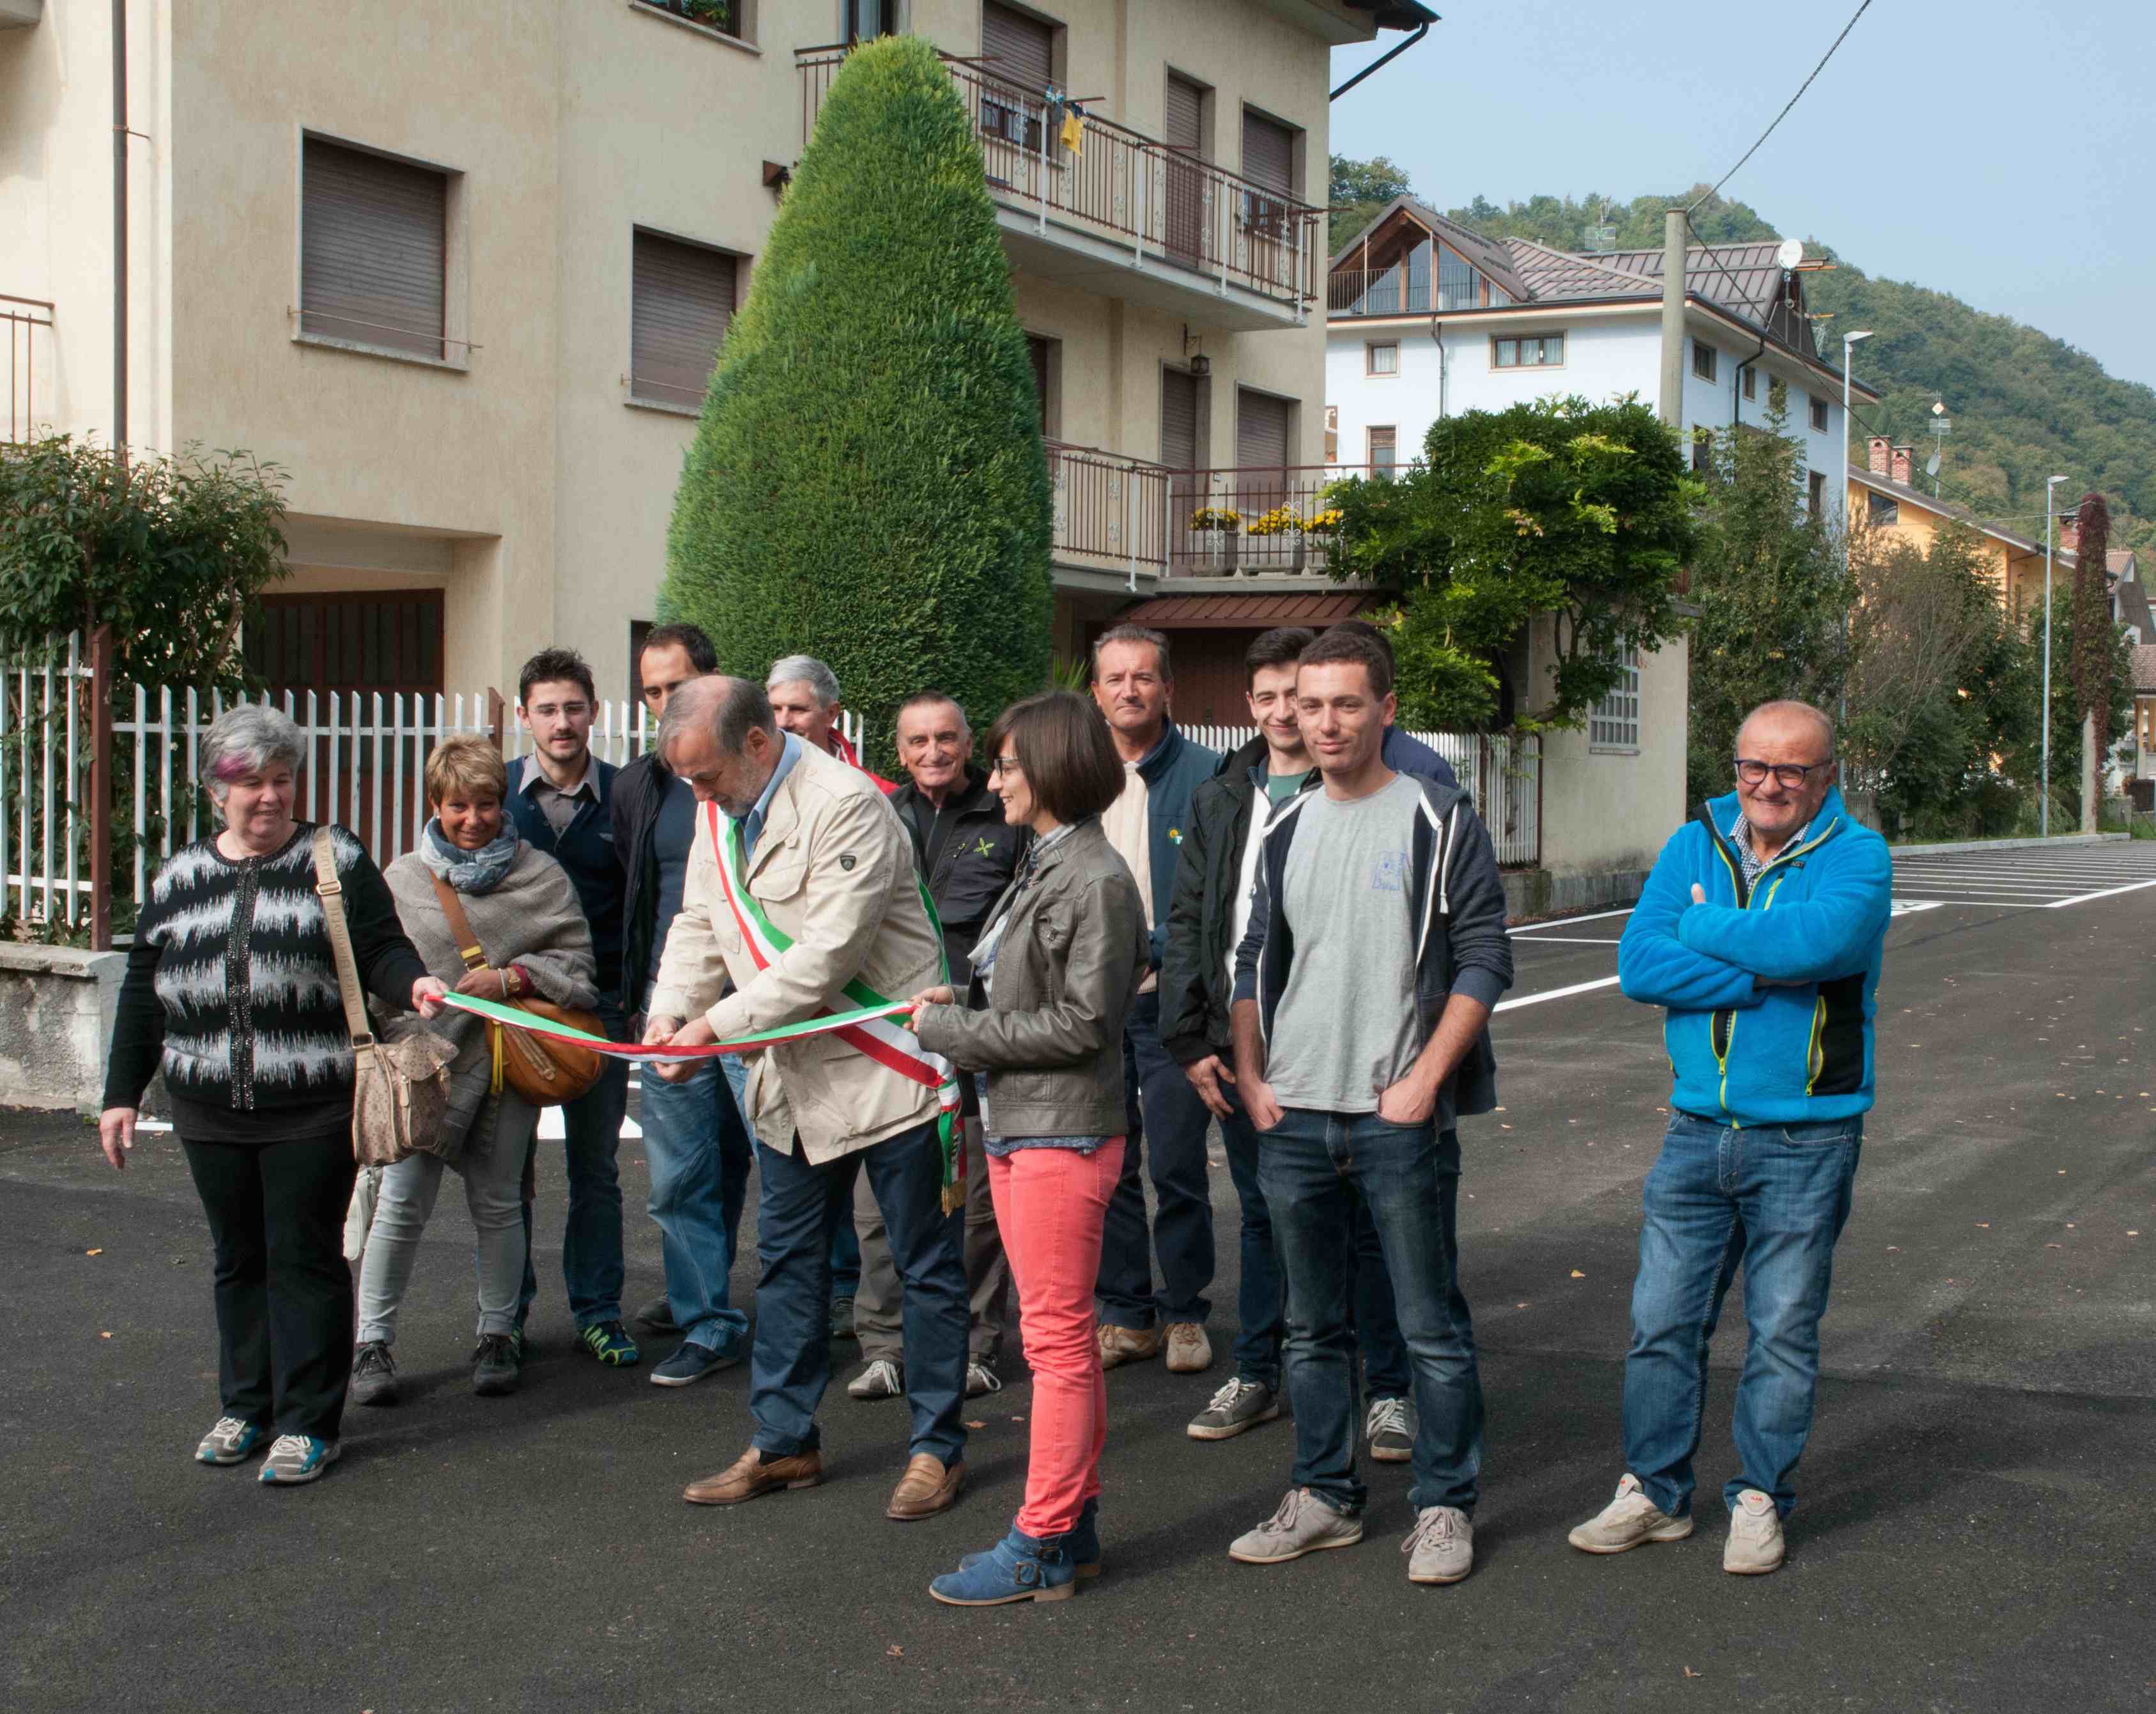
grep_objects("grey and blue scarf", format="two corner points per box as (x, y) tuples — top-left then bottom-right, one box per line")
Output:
(419, 820), (521, 896)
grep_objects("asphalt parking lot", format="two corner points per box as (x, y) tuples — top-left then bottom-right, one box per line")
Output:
(3, 837), (2151, 1713)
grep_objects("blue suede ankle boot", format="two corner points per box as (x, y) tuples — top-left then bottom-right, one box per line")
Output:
(930, 1526), (1076, 1607)
(960, 1498), (1101, 1579)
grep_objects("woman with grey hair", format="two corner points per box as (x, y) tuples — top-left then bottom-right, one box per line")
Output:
(100, 704), (449, 1485)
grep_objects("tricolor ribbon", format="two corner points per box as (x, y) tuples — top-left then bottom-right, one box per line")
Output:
(440, 991), (914, 1058)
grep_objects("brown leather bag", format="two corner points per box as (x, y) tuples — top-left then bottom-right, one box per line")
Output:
(427, 871), (607, 1107)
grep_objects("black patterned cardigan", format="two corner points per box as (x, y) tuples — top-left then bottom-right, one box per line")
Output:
(103, 824), (429, 1137)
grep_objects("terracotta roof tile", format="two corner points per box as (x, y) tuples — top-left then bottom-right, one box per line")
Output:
(1118, 590), (1382, 630)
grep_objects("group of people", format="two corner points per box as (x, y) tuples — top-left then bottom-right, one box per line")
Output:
(97, 612), (1891, 1605)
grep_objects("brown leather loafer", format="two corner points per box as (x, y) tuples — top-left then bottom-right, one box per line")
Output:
(683, 1444), (822, 1506)
(887, 1453), (964, 1521)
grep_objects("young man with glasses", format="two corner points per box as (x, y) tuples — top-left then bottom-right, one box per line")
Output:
(1575, 699), (1891, 1575)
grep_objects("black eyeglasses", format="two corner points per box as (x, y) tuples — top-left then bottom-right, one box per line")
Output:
(1735, 757), (1833, 789)
(989, 755), (1024, 778)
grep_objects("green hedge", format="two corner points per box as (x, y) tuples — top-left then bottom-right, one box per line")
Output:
(661, 35), (1052, 773)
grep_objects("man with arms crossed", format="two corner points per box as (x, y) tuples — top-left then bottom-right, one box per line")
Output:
(645, 677), (970, 1520)
(1572, 700), (1888, 1575)
(1226, 627), (1513, 1586)
(845, 690), (1019, 1403)
(1088, 625), (1222, 1375)
(613, 624), (758, 1385)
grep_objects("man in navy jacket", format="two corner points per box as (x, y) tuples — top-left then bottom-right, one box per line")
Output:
(504, 648), (635, 1371)
(1573, 700), (1890, 1577)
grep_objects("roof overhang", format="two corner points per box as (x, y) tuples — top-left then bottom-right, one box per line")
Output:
(1118, 589), (1383, 629)
(1845, 467), (2042, 555)
(1256, 1), (1436, 47)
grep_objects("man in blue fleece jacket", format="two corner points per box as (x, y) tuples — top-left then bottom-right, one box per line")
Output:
(1573, 700), (1890, 1577)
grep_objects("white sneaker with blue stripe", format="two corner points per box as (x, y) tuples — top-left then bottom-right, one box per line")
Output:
(258, 1434), (341, 1485)
(194, 1417), (268, 1465)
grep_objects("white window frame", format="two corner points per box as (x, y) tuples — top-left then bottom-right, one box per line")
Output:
(1589, 645), (1641, 753)
(1366, 341), (1400, 377)
(1491, 332), (1564, 369)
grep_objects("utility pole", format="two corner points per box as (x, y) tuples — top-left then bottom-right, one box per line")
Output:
(112, 0), (128, 458)
(1659, 210), (1688, 433)
(2040, 474), (2068, 837)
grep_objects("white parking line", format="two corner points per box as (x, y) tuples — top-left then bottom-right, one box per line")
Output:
(1495, 975), (1622, 1011)
(2044, 877), (2156, 909)
(1510, 907), (1636, 933)
(1509, 935), (1624, 945)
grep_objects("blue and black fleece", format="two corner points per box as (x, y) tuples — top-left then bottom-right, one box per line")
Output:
(1617, 784), (1891, 1129)
(1131, 719), (1221, 969)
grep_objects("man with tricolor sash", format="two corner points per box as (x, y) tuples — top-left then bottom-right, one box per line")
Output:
(642, 676), (971, 1521)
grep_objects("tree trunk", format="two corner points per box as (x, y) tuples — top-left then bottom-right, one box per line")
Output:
(2081, 710), (2099, 835)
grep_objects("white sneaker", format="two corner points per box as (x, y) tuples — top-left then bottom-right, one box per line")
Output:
(847, 1357), (904, 1401)
(1228, 1487), (1363, 1565)
(1723, 1488), (1785, 1575)
(1403, 1504), (1474, 1584)
(1567, 1473), (1696, 1554)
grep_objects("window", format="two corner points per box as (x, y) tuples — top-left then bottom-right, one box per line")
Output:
(1025, 333), (1059, 436)
(1868, 490), (1899, 527)
(1492, 334), (1564, 368)
(1590, 646), (1641, 752)
(1691, 428), (1711, 474)
(1366, 341), (1399, 377)
(1236, 387), (1293, 470)
(1807, 469), (1826, 516)
(981, 3), (1055, 149)
(637, 0), (749, 39)
(300, 137), (450, 360)
(1692, 341), (1717, 382)
(1809, 394), (1829, 433)
(1240, 109), (1297, 235)
(844, 0), (895, 40)
(629, 231), (737, 411)
(1741, 364), (1757, 401)
(1768, 377), (1788, 413)
(1368, 426), (1397, 474)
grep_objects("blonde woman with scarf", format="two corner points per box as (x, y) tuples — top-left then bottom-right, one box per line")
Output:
(351, 737), (598, 1403)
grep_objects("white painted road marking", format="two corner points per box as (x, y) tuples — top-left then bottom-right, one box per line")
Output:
(1495, 975), (1623, 1011)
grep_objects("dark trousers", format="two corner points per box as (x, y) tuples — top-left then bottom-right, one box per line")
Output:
(750, 1120), (969, 1465)
(1096, 990), (1215, 1330)
(181, 1132), (359, 1442)
(518, 1008), (628, 1331)
(1218, 1097), (1411, 1398)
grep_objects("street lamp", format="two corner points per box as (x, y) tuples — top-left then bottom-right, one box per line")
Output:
(2042, 474), (2070, 837)
(1838, 331), (1873, 723)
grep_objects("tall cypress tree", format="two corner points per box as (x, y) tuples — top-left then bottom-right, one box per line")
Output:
(661, 36), (1052, 769)
(2066, 491), (2113, 780)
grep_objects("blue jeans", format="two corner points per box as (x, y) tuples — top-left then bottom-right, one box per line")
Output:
(1623, 1111), (1862, 1520)
(1219, 1095), (1410, 1398)
(1260, 1111), (1482, 1516)
(749, 1119), (968, 1466)
(518, 1007), (627, 1331)
(638, 1060), (754, 1349)
(1096, 991), (1215, 1329)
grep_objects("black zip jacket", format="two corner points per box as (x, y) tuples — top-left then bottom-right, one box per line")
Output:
(1231, 775), (1513, 1117)
(888, 765), (1029, 980)
(610, 749), (672, 1015)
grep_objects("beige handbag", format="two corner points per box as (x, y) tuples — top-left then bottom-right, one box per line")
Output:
(313, 828), (456, 1168)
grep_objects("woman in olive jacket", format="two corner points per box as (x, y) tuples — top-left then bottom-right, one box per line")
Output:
(908, 691), (1149, 1609)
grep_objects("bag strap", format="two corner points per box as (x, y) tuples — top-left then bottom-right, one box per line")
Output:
(428, 871), (490, 973)
(312, 827), (374, 1048)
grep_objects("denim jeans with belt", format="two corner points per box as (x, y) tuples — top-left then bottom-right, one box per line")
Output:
(1259, 1110), (1482, 1517)
(1623, 1110), (1863, 1520)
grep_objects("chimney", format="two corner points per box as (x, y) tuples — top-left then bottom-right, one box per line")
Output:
(1867, 436), (1891, 476)
(2058, 518), (2080, 553)
(1890, 444), (1915, 486)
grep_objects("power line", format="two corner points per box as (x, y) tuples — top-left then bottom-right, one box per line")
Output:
(1688, 0), (1874, 215)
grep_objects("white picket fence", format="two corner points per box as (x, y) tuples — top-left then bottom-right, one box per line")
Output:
(0, 631), (95, 929)
(1180, 723), (1542, 868)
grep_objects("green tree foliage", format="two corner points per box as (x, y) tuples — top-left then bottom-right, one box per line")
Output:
(1325, 397), (1695, 731)
(1328, 153), (1416, 253)
(1683, 409), (1854, 805)
(661, 36), (1052, 771)
(0, 435), (288, 687)
(2008, 598), (2133, 804)
(2066, 491), (2114, 764)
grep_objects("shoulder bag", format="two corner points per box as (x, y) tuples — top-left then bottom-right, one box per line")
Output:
(427, 872), (607, 1107)
(314, 828), (457, 1168)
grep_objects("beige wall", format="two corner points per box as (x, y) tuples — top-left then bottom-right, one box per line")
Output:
(1533, 621), (1690, 877)
(6, 0), (1356, 701)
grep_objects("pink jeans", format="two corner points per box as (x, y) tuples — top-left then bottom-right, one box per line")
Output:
(987, 1139), (1126, 1540)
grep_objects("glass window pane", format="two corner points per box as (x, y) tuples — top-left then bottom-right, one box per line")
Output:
(1495, 339), (1517, 367)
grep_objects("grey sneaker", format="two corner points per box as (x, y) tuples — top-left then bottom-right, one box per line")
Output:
(350, 1340), (399, 1408)
(847, 1357), (904, 1400)
(1366, 1395), (1415, 1463)
(1187, 1377), (1281, 1442)
(1568, 1473), (1695, 1555)
(1403, 1505), (1474, 1584)
(471, 1332), (521, 1397)
(1228, 1488), (1363, 1565)
(1723, 1488), (1785, 1575)
(830, 1295), (858, 1340)
(965, 1361), (1003, 1398)
(258, 1433), (339, 1485)
(195, 1416), (268, 1465)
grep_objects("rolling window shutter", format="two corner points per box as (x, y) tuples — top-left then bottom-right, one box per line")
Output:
(1160, 368), (1200, 469)
(632, 233), (735, 409)
(301, 138), (446, 359)
(1236, 388), (1291, 470)
(1240, 111), (1293, 195)
(1165, 74), (1204, 153)
(982, 3), (1053, 90)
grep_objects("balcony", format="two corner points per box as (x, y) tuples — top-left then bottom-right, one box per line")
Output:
(3, 294), (54, 445)
(1047, 443), (1378, 591)
(798, 47), (1322, 332)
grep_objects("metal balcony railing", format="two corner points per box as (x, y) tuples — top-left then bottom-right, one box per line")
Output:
(1166, 463), (1383, 576)
(3, 294), (54, 445)
(798, 46), (1322, 314)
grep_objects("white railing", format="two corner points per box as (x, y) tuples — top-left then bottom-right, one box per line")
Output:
(1, 631), (94, 929)
(499, 704), (863, 766)
(1179, 725), (1542, 867)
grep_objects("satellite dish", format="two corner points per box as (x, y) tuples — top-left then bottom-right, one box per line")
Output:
(1775, 238), (1805, 271)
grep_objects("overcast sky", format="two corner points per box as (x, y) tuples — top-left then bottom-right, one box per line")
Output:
(1328, 0), (2156, 390)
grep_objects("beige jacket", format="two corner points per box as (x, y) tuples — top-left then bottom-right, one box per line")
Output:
(648, 739), (944, 1161)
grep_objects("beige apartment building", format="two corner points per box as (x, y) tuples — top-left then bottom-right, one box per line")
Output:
(3, 0), (1429, 710)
